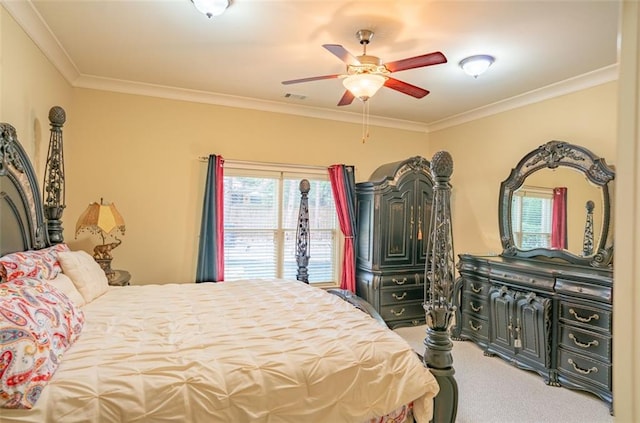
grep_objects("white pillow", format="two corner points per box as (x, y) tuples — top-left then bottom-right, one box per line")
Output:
(57, 250), (109, 303)
(48, 272), (86, 307)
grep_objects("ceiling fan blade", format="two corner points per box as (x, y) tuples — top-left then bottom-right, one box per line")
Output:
(282, 74), (341, 85)
(323, 44), (361, 66)
(384, 77), (430, 98)
(384, 51), (447, 73)
(337, 90), (355, 106)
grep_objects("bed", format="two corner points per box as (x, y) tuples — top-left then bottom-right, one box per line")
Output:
(0, 119), (455, 422)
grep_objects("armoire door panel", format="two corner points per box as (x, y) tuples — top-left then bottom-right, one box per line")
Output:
(379, 188), (414, 267)
(415, 176), (434, 264)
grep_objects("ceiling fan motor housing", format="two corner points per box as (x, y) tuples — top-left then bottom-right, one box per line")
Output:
(348, 55), (389, 76)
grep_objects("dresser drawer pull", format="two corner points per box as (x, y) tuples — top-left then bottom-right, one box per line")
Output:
(470, 283), (482, 293)
(469, 321), (482, 332)
(569, 308), (600, 323)
(569, 333), (599, 349)
(392, 278), (407, 285)
(470, 302), (483, 313)
(390, 308), (405, 316)
(568, 359), (598, 375)
(392, 292), (407, 300)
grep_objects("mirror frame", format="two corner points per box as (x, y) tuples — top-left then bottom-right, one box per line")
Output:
(499, 140), (615, 268)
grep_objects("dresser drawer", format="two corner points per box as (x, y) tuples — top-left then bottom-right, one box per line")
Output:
(458, 258), (490, 277)
(559, 323), (611, 361)
(380, 302), (424, 322)
(463, 294), (489, 319)
(555, 278), (612, 304)
(559, 302), (611, 332)
(460, 311), (489, 340)
(489, 267), (554, 291)
(380, 273), (422, 287)
(380, 285), (424, 306)
(558, 349), (611, 391)
(463, 278), (491, 297)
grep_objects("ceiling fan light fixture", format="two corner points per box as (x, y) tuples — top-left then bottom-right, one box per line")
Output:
(191, 0), (229, 18)
(343, 74), (386, 101)
(459, 54), (495, 78)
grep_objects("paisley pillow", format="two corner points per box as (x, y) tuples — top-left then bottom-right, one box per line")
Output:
(0, 277), (84, 408)
(0, 244), (70, 282)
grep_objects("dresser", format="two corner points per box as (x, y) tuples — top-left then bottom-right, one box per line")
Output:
(454, 254), (613, 408)
(355, 156), (433, 329)
(453, 140), (615, 412)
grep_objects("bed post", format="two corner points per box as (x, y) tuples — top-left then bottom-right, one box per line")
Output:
(42, 106), (67, 244)
(296, 179), (310, 283)
(423, 151), (458, 423)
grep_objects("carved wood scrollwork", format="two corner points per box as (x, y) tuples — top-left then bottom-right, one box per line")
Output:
(498, 140), (615, 268)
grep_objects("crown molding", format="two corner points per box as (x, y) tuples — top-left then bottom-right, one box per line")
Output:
(2, 0), (80, 82)
(74, 74), (430, 132)
(426, 64), (619, 132)
(4, 0), (618, 134)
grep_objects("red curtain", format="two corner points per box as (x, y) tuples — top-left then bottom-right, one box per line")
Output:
(328, 165), (357, 292)
(551, 187), (567, 250)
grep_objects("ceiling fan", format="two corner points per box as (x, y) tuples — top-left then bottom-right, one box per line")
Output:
(282, 29), (447, 106)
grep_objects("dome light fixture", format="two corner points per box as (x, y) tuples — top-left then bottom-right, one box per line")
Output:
(342, 73), (387, 101)
(191, 0), (229, 18)
(459, 54), (495, 78)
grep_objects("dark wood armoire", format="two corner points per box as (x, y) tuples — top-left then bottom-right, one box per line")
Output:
(355, 156), (433, 329)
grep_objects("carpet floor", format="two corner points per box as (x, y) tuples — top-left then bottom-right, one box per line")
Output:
(394, 325), (613, 423)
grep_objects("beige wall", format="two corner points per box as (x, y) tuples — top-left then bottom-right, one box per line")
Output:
(2, 3), (637, 419)
(428, 82), (617, 258)
(0, 7), (73, 175)
(66, 88), (429, 283)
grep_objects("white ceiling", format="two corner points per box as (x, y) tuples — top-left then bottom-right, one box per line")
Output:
(5, 0), (620, 132)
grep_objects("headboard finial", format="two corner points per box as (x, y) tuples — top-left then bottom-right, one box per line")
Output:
(49, 106), (66, 127)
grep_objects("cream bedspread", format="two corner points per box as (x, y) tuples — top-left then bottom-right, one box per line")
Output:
(0, 279), (438, 423)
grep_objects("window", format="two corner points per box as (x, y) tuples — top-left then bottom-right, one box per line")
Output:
(511, 186), (553, 249)
(223, 163), (339, 285)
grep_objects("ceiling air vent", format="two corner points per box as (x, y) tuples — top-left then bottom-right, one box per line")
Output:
(284, 93), (307, 100)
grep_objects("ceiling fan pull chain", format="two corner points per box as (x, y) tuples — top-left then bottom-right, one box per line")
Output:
(361, 100), (371, 143)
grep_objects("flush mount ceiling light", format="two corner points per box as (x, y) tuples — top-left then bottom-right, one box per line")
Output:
(191, 0), (229, 18)
(459, 54), (495, 78)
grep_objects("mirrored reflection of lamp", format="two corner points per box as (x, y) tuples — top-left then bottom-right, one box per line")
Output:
(342, 73), (387, 101)
(191, 0), (229, 18)
(75, 199), (125, 280)
(459, 54), (495, 78)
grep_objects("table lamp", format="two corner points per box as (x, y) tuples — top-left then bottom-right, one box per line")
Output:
(76, 198), (125, 279)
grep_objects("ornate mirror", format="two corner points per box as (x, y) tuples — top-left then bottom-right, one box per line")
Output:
(498, 140), (615, 267)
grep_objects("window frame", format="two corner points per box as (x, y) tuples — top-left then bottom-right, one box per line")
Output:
(511, 185), (554, 250)
(223, 160), (341, 287)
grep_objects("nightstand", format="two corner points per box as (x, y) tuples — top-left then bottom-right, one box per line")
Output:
(108, 269), (131, 286)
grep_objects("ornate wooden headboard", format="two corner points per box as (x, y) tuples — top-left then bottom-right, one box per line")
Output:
(0, 123), (49, 255)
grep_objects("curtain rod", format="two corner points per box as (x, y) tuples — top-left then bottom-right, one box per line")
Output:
(198, 156), (329, 173)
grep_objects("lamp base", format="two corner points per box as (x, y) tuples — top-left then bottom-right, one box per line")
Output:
(95, 258), (116, 281)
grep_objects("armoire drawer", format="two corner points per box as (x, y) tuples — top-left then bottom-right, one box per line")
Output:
(558, 348), (611, 391)
(380, 302), (424, 322)
(380, 285), (424, 306)
(380, 273), (422, 287)
(559, 323), (611, 361)
(559, 302), (611, 333)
